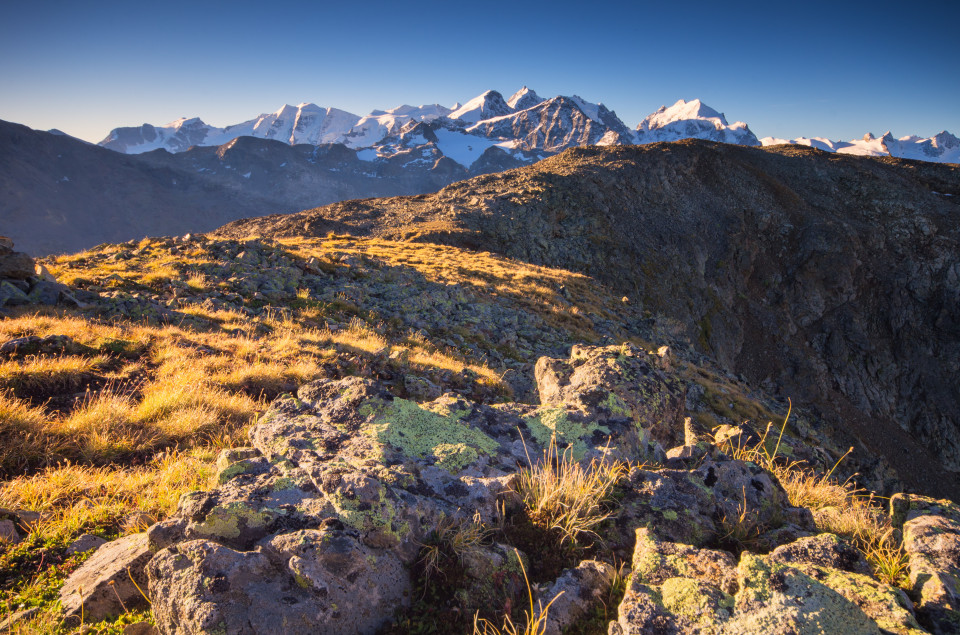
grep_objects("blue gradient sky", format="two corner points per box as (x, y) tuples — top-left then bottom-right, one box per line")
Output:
(1, 0), (956, 143)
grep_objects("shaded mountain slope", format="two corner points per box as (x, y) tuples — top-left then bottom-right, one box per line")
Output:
(216, 140), (960, 498)
(0, 120), (513, 256)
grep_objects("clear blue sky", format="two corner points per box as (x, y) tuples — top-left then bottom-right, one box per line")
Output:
(1, 0), (957, 143)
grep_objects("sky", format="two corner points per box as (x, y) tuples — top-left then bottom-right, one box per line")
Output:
(1, 0), (957, 144)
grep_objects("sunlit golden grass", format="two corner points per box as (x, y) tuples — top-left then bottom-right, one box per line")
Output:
(185, 271), (208, 291)
(0, 448), (217, 544)
(0, 354), (111, 395)
(278, 236), (620, 339)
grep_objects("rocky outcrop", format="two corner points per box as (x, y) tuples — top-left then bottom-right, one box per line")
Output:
(51, 343), (960, 633)
(0, 237), (87, 309)
(613, 529), (923, 635)
(893, 494), (960, 633)
(141, 344), (684, 633)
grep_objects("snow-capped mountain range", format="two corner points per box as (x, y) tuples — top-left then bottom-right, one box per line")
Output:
(99, 89), (959, 166)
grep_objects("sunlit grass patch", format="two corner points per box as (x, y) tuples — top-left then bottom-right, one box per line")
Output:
(0, 354), (111, 396)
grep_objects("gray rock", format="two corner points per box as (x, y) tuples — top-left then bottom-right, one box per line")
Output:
(0, 519), (20, 545)
(769, 533), (871, 575)
(534, 343), (687, 447)
(893, 493), (960, 633)
(403, 373), (442, 400)
(66, 533), (107, 556)
(148, 530), (410, 635)
(0, 244), (36, 279)
(537, 560), (616, 635)
(26, 279), (70, 305)
(0, 280), (30, 306)
(60, 533), (153, 621)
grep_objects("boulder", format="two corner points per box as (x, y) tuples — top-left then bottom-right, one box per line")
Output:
(65, 534), (107, 556)
(892, 493), (960, 633)
(60, 533), (153, 621)
(612, 529), (923, 635)
(0, 242), (35, 279)
(148, 530), (410, 635)
(534, 343), (687, 447)
(535, 560), (616, 635)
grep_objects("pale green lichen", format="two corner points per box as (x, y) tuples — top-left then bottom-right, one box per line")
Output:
(730, 553), (880, 635)
(270, 477), (297, 492)
(193, 502), (273, 539)
(364, 398), (498, 472)
(433, 443), (479, 472)
(660, 577), (732, 625)
(216, 460), (255, 485)
(662, 510), (679, 521)
(603, 392), (632, 418)
(523, 407), (609, 460)
(807, 565), (926, 635)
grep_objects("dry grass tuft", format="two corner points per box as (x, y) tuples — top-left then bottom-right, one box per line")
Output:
(515, 436), (625, 547)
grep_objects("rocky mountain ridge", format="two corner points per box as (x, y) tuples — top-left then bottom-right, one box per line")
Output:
(3, 220), (960, 632)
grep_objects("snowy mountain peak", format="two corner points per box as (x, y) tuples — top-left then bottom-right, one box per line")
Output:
(934, 131), (960, 149)
(95, 90), (957, 166)
(169, 117), (206, 129)
(638, 99), (727, 132)
(507, 86), (543, 111)
(568, 95), (602, 123)
(448, 91), (512, 124)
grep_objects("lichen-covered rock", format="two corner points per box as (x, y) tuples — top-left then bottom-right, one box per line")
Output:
(535, 560), (616, 635)
(457, 543), (529, 619)
(60, 533), (153, 621)
(613, 529), (736, 634)
(613, 467), (719, 549)
(769, 533), (871, 575)
(892, 493), (960, 633)
(614, 530), (924, 634)
(612, 458), (790, 554)
(696, 460), (789, 532)
(726, 553), (882, 634)
(534, 343), (687, 447)
(632, 528), (738, 595)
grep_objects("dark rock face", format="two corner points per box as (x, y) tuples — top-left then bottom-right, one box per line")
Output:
(219, 142), (960, 499)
